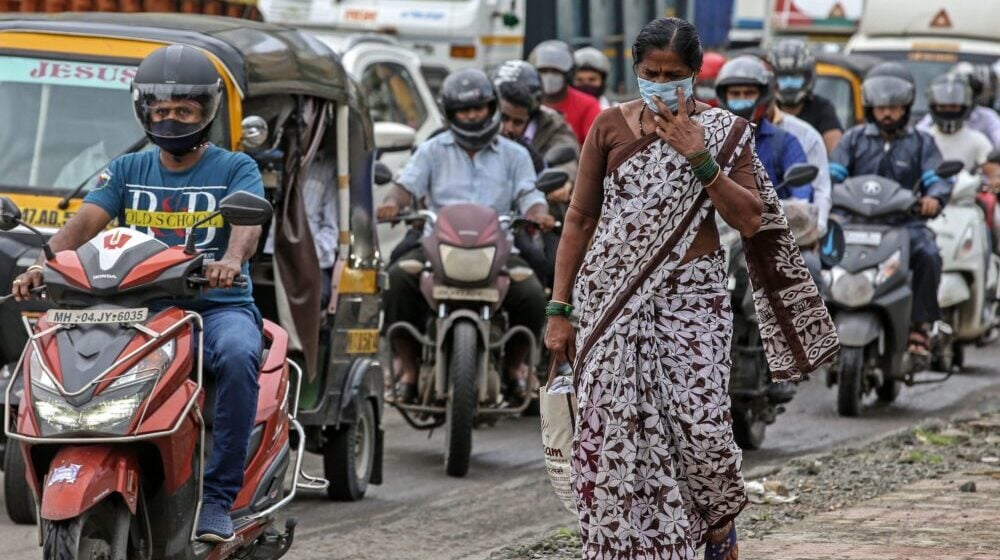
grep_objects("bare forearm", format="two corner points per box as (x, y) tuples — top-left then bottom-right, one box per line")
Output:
(35, 203), (111, 263)
(709, 176), (763, 237)
(385, 185), (414, 209)
(551, 209), (598, 303)
(223, 225), (262, 263)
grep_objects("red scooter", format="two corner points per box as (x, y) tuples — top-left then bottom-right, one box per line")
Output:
(0, 192), (318, 560)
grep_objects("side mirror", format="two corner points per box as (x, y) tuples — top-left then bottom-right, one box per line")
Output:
(374, 122), (417, 156)
(783, 164), (819, 188)
(820, 220), (846, 268)
(545, 145), (577, 167)
(241, 116), (270, 151)
(935, 160), (964, 179)
(536, 169), (570, 194)
(0, 196), (22, 231)
(374, 161), (394, 186)
(219, 192), (273, 226)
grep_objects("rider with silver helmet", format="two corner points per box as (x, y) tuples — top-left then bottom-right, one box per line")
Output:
(377, 68), (553, 405)
(767, 39), (843, 153)
(917, 62), (1000, 147)
(573, 46), (615, 109)
(925, 74), (992, 171)
(529, 40), (602, 143)
(10, 45), (266, 543)
(716, 55), (813, 201)
(830, 61), (951, 360)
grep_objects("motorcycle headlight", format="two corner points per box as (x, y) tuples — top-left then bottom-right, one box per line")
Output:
(108, 339), (174, 391)
(28, 349), (58, 392)
(439, 245), (496, 283)
(955, 224), (976, 261)
(830, 266), (877, 307)
(35, 393), (143, 432)
(875, 250), (902, 286)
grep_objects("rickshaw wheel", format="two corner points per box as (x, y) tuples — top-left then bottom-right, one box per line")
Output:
(324, 400), (376, 501)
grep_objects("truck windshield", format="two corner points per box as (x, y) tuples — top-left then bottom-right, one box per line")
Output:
(0, 55), (143, 191)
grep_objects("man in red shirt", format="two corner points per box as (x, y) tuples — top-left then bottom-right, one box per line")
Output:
(529, 40), (602, 144)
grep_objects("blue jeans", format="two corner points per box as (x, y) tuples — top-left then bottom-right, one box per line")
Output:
(200, 304), (262, 510)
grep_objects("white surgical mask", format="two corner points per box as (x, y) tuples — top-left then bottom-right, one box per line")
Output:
(540, 73), (565, 96)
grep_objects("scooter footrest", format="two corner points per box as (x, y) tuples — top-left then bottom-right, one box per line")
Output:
(296, 470), (329, 491)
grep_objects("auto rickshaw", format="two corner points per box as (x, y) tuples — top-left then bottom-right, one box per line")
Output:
(814, 52), (881, 129)
(0, 12), (386, 527)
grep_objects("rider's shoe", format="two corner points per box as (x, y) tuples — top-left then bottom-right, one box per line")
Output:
(196, 502), (235, 543)
(394, 381), (418, 404)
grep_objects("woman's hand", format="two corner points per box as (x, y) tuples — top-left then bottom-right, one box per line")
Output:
(544, 316), (576, 374)
(652, 88), (706, 158)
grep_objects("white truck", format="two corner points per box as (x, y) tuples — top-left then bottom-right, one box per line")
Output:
(846, 2), (1000, 116)
(259, 0), (525, 93)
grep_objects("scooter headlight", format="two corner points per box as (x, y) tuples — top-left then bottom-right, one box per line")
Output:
(439, 244), (496, 283)
(108, 339), (174, 390)
(34, 393), (143, 432)
(830, 266), (877, 307)
(875, 250), (902, 286)
(955, 224), (976, 261)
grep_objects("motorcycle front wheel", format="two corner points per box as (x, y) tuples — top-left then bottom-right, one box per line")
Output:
(445, 321), (478, 477)
(837, 346), (865, 417)
(732, 407), (766, 450)
(42, 498), (129, 560)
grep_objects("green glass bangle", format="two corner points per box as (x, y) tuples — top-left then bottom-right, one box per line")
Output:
(545, 301), (574, 317)
(693, 159), (720, 183)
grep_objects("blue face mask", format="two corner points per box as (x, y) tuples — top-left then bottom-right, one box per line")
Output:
(727, 99), (755, 112)
(778, 75), (806, 91)
(638, 76), (694, 113)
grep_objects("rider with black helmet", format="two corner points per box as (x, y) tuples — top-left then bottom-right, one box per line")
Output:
(917, 62), (1000, 147)
(767, 39), (843, 153)
(377, 68), (553, 404)
(716, 55), (813, 200)
(10, 45), (266, 543)
(925, 74), (992, 171)
(830, 61), (952, 361)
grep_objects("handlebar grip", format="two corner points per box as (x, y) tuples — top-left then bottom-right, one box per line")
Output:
(0, 285), (46, 305)
(188, 275), (248, 288)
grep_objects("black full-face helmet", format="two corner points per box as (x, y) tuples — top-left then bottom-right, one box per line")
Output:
(439, 68), (501, 151)
(767, 39), (815, 106)
(862, 62), (915, 134)
(131, 44), (223, 156)
(928, 74), (973, 133)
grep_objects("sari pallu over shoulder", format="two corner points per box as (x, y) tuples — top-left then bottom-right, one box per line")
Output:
(573, 110), (838, 383)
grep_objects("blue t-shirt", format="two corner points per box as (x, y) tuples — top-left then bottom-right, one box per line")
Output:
(84, 145), (265, 306)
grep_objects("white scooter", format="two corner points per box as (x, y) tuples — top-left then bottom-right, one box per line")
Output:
(927, 170), (1000, 371)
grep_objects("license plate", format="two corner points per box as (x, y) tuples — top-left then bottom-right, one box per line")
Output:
(345, 329), (379, 354)
(45, 308), (148, 325)
(844, 230), (883, 247)
(432, 286), (500, 303)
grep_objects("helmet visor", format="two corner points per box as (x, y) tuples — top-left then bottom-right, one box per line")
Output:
(928, 82), (970, 107)
(862, 76), (914, 108)
(132, 82), (222, 138)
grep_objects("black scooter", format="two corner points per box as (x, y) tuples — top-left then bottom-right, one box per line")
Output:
(826, 161), (963, 417)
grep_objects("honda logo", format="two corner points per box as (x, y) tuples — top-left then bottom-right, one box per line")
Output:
(862, 181), (882, 195)
(103, 231), (132, 250)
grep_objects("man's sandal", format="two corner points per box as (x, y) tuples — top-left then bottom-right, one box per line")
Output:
(704, 522), (738, 560)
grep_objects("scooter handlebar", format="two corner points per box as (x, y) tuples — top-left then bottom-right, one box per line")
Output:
(0, 285), (46, 304)
(187, 274), (249, 289)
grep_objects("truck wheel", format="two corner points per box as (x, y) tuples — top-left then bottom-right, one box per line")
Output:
(42, 499), (129, 560)
(837, 346), (864, 417)
(324, 399), (376, 501)
(4, 438), (36, 525)
(445, 321), (478, 478)
(732, 407), (766, 450)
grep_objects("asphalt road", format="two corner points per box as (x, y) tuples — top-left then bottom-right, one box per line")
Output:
(2, 345), (999, 559)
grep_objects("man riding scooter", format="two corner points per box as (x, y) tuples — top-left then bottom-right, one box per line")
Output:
(10, 45), (265, 543)
(376, 69), (553, 405)
(830, 62), (952, 367)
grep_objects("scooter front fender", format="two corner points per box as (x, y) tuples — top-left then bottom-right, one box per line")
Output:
(938, 272), (971, 309)
(40, 445), (140, 521)
(835, 310), (882, 348)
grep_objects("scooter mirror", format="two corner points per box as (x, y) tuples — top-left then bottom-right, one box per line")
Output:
(935, 160), (964, 179)
(0, 196), (22, 231)
(545, 145), (577, 167)
(219, 192), (273, 226)
(374, 161), (394, 186)
(783, 164), (819, 188)
(820, 220), (846, 268)
(536, 169), (570, 194)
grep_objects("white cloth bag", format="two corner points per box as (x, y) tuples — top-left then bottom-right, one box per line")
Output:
(539, 375), (578, 514)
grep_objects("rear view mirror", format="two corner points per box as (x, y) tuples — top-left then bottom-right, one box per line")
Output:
(0, 196), (22, 231)
(241, 115), (270, 150)
(784, 164), (819, 188)
(820, 220), (845, 268)
(545, 145), (577, 167)
(935, 160), (964, 179)
(374, 161), (393, 186)
(374, 122), (417, 156)
(536, 169), (569, 194)
(219, 192), (273, 226)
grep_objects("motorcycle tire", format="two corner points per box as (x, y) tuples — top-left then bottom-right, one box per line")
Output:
(445, 321), (478, 478)
(324, 398), (376, 501)
(875, 369), (901, 403)
(42, 498), (129, 560)
(732, 408), (766, 450)
(3, 438), (36, 525)
(837, 346), (865, 417)
(952, 343), (965, 372)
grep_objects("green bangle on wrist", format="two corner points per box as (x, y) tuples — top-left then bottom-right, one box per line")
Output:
(545, 301), (574, 317)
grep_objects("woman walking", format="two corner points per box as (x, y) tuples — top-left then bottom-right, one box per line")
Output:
(544, 18), (837, 560)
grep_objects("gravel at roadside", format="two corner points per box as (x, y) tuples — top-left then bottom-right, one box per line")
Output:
(489, 410), (1000, 560)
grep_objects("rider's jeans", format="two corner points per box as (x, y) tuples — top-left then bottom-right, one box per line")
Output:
(909, 224), (943, 325)
(200, 304), (262, 511)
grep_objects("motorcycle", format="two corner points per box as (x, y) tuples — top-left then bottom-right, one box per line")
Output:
(0, 192), (320, 559)
(378, 168), (567, 477)
(718, 164), (818, 449)
(825, 160), (964, 417)
(927, 170), (1000, 372)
